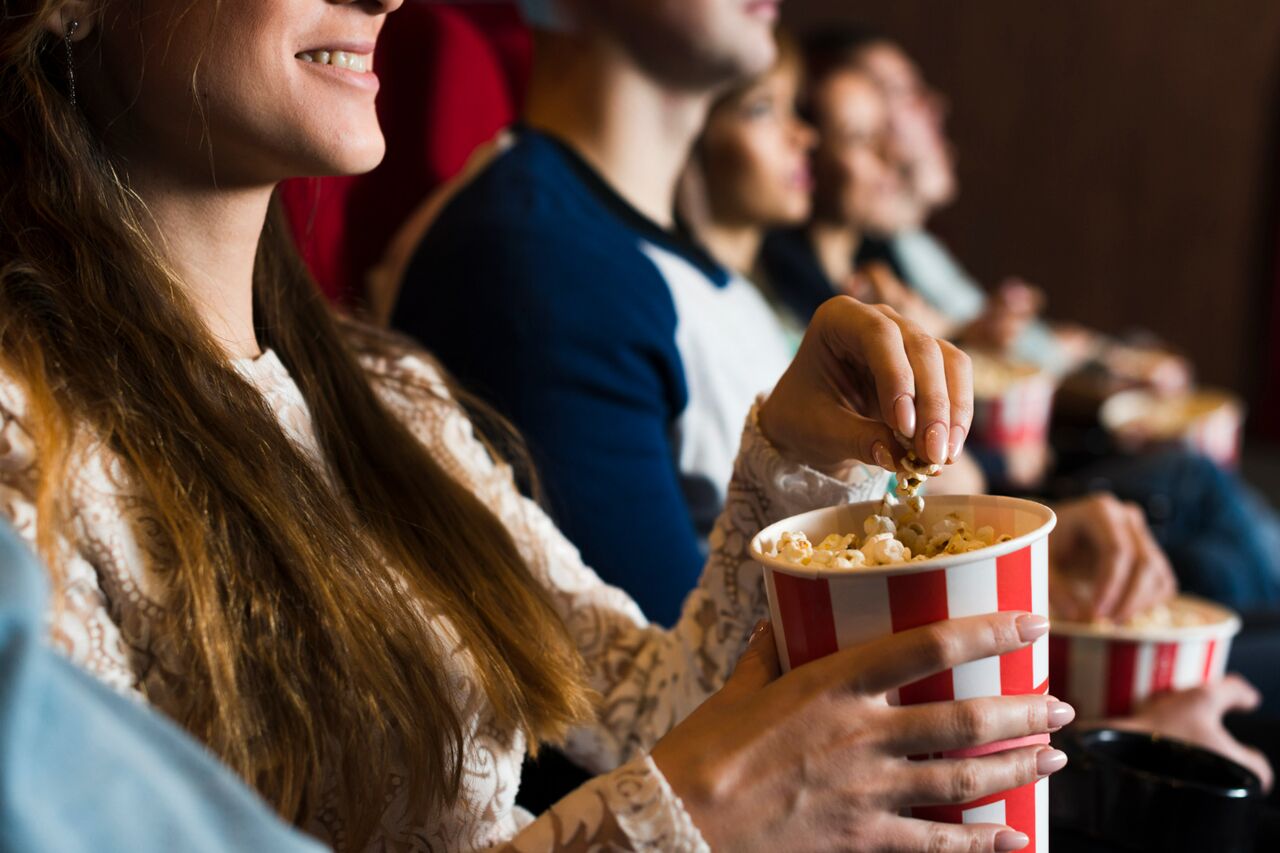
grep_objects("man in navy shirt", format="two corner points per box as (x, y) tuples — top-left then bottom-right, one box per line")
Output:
(393, 0), (798, 627)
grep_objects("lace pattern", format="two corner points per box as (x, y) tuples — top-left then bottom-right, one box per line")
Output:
(0, 347), (890, 851)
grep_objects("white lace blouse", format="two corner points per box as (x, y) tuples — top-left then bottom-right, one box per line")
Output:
(0, 347), (889, 851)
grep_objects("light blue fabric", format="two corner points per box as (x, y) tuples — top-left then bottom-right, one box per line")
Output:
(0, 524), (327, 853)
(515, 0), (576, 31)
(890, 229), (1073, 375)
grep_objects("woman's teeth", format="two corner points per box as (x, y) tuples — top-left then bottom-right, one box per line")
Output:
(296, 50), (369, 73)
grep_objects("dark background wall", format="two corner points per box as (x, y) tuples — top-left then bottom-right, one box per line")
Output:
(785, 0), (1280, 404)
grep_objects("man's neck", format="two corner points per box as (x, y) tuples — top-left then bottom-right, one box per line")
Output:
(524, 33), (714, 229)
(698, 221), (763, 276)
(128, 167), (272, 359)
(808, 220), (863, 286)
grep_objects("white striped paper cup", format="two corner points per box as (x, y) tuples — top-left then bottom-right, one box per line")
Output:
(971, 370), (1056, 451)
(751, 495), (1056, 850)
(1099, 388), (1244, 469)
(1048, 596), (1240, 720)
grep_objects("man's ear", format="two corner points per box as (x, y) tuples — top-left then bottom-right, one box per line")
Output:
(43, 2), (96, 42)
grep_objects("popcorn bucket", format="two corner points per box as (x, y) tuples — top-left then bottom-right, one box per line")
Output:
(969, 356), (1056, 450)
(751, 495), (1056, 850)
(1099, 388), (1244, 469)
(1048, 596), (1240, 720)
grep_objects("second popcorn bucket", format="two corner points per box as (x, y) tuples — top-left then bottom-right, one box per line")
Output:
(751, 494), (1057, 851)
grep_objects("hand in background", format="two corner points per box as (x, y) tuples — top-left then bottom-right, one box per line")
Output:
(961, 278), (1043, 354)
(1048, 494), (1177, 622)
(1105, 674), (1273, 792)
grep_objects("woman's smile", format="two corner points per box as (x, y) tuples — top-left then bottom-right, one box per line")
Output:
(295, 42), (378, 93)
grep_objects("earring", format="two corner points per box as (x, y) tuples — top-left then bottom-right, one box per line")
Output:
(64, 20), (80, 107)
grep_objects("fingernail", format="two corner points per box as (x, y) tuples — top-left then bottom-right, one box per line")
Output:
(994, 830), (1029, 851)
(1036, 748), (1068, 777)
(1047, 700), (1075, 730)
(1016, 614), (1049, 643)
(872, 441), (894, 470)
(750, 620), (769, 641)
(925, 422), (948, 465)
(894, 394), (916, 438)
(948, 424), (966, 462)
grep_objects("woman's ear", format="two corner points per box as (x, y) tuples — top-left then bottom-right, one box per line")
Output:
(43, 1), (96, 42)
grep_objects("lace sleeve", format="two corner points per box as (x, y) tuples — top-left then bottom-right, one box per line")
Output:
(0, 380), (139, 697)
(369, 354), (890, 775)
(497, 755), (708, 853)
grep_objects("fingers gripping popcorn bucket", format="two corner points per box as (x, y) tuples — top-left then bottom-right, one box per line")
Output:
(1048, 596), (1241, 720)
(751, 495), (1056, 851)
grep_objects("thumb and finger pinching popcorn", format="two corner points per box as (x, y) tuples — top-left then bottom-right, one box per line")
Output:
(766, 433), (1011, 570)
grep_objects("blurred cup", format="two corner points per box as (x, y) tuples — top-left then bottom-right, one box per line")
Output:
(1049, 595), (1241, 720)
(751, 495), (1057, 846)
(1100, 387), (1245, 469)
(968, 351), (1056, 450)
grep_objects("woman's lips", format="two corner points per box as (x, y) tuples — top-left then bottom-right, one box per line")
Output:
(745, 0), (781, 23)
(790, 165), (814, 191)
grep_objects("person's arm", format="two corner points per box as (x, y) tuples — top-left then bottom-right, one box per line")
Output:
(379, 296), (1074, 851)
(393, 227), (708, 626)
(370, 347), (888, 767)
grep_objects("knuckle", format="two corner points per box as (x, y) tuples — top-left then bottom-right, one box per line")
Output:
(920, 391), (951, 415)
(959, 702), (995, 742)
(924, 822), (960, 853)
(989, 612), (1020, 650)
(866, 309), (898, 337)
(1028, 696), (1046, 732)
(949, 761), (985, 803)
(792, 661), (831, 701)
(1187, 684), (1214, 704)
(1097, 493), (1122, 514)
(945, 342), (972, 370)
(907, 331), (939, 354)
(922, 623), (962, 669)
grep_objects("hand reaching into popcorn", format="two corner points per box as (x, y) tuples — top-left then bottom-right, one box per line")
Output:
(957, 279), (1043, 354)
(759, 296), (973, 479)
(1048, 493), (1178, 623)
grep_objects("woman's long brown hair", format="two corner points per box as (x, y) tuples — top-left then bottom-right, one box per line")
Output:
(0, 1), (593, 844)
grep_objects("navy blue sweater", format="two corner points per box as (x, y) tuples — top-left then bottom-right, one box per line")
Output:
(393, 130), (731, 626)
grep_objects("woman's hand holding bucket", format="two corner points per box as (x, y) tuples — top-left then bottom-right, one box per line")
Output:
(651, 614), (1072, 853)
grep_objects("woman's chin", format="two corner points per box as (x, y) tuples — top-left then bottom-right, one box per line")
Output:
(293, 139), (387, 179)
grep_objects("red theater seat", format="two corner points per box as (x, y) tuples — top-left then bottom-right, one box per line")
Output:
(280, 2), (530, 306)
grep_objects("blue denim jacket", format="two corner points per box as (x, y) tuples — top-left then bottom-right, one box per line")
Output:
(0, 523), (326, 853)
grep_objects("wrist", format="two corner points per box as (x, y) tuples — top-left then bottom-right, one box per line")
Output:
(648, 747), (720, 850)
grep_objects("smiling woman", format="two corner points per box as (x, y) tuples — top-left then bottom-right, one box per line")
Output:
(0, 0), (599, 846)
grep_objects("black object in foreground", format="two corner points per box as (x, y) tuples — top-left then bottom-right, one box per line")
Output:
(1050, 727), (1262, 852)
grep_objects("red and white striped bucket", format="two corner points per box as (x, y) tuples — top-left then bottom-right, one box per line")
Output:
(971, 370), (1056, 450)
(751, 495), (1056, 851)
(1099, 388), (1245, 469)
(1048, 596), (1240, 720)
